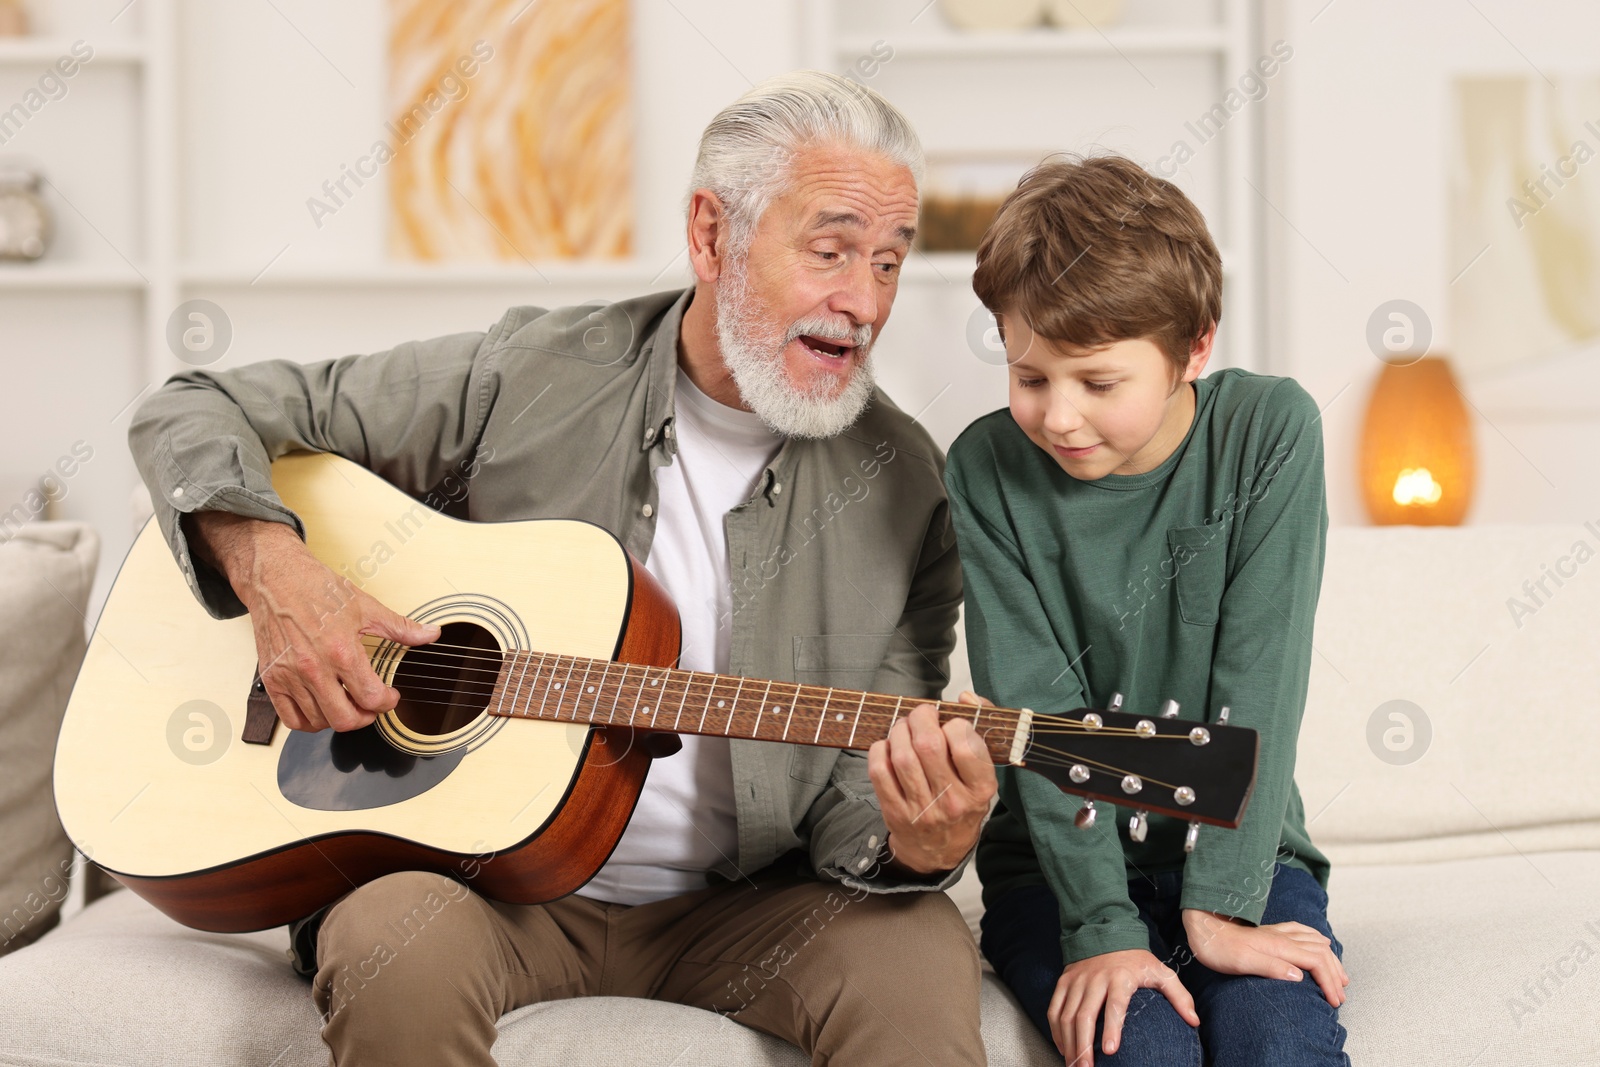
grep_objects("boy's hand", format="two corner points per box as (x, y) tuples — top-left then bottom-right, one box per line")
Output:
(1048, 949), (1198, 1065)
(1181, 909), (1349, 1007)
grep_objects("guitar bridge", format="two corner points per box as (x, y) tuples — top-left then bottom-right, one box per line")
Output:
(242, 669), (278, 745)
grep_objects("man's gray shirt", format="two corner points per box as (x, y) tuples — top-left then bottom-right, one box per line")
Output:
(128, 286), (967, 898)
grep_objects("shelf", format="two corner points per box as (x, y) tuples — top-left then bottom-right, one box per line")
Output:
(179, 260), (693, 290)
(837, 26), (1228, 59)
(0, 263), (146, 290)
(0, 38), (145, 64)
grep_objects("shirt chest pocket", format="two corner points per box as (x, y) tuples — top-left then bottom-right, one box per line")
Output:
(788, 633), (890, 783)
(1166, 520), (1230, 627)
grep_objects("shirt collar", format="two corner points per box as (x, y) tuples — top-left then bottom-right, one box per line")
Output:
(641, 287), (694, 451)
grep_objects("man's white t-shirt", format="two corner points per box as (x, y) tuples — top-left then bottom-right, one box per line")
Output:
(577, 366), (783, 905)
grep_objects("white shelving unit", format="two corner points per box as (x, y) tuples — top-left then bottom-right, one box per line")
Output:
(0, 36), (142, 61)
(803, 0), (1265, 371)
(0, 263), (143, 288)
(835, 25), (1231, 58)
(176, 260), (687, 291)
(0, 3), (170, 382)
(0, 1), (693, 388)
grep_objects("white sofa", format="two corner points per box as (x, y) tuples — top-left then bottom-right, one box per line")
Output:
(1275, 526), (1600, 1065)
(3, 524), (1599, 1065)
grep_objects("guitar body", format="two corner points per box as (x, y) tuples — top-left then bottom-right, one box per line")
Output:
(54, 452), (680, 933)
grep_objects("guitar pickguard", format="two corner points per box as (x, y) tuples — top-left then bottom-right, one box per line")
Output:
(278, 724), (468, 811)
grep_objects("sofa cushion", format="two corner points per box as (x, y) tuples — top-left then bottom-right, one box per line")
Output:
(0, 889), (1057, 1066)
(1331, 849), (1600, 1065)
(1298, 525), (1600, 864)
(0, 522), (98, 957)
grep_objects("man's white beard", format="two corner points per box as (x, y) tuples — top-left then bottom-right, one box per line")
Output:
(713, 261), (877, 439)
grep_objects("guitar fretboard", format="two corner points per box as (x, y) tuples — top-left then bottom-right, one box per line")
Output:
(486, 650), (1024, 762)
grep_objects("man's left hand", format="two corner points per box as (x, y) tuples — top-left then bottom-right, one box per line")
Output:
(866, 691), (999, 876)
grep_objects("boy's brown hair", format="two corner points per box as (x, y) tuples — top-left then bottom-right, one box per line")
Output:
(972, 154), (1223, 375)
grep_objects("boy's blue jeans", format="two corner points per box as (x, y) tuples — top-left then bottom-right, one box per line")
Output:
(981, 864), (1350, 1067)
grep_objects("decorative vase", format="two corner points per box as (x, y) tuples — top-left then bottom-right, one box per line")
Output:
(0, 166), (51, 261)
(941, 0), (1044, 32)
(1359, 357), (1476, 526)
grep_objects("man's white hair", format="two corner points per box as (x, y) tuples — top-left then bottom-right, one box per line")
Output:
(686, 70), (924, 257)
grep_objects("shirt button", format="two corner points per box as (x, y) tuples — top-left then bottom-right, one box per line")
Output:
(771, 481), (782, 495)
(172, 486), (185, 499)
(641, 503), (654, 518)
(664, 424), (675, 440)
(644, 427), (656, 443)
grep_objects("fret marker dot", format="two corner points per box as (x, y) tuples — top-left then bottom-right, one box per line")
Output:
(835, 713), (844, 721)
(773, 706), (782, 714)
(650, 679), (658, 686)
(587, 686), (595, 693)
(717, 700), (726, 708)
(643, 706), (651, 714)
(553, 683), (562, 690)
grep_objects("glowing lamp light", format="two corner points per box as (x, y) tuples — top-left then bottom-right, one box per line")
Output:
(1391, 467), (1443, 507)
(1359, 357), (1475, 526)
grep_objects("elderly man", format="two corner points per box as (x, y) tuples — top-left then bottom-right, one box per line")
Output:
(130, 71), (994, 1066)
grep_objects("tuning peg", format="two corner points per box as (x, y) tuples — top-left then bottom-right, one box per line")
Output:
(1128, 810), (1149, 843)
(1074, 800), (1097, 829)
(1161, 699), (1181, 718)
(1108, 692), (1124, 712)
(1217, 705), (1231, 724)
(1184, 821), (1200, 853)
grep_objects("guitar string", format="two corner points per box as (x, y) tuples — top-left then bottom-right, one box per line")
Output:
(353, 638), (1188, 737)
(1007, 751), (1186, 793)
(360, 645), (1191, 742)
(318, 683), (1184, 747)
(360, 645), (1162, 735)
(360, 637), (1108, 722)
(334, 672), (1178, 741)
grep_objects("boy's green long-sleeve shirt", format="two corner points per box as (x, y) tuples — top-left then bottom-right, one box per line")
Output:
(945, 368), (1331, 967)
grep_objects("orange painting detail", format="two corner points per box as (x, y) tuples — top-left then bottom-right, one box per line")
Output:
(387, 0), (634, 261)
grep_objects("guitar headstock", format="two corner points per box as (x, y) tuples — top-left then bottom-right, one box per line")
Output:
(1014, 698), (1258, 846)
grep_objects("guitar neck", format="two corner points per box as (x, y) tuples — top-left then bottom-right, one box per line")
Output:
(486, 650), (1030, 764)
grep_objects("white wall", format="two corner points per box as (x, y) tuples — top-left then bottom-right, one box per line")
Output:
(1266, 0), (1600, 526)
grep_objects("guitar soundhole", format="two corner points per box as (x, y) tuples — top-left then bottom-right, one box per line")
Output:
(390, 621), (503, 737)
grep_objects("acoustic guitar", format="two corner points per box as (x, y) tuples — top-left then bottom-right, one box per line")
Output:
(54, 451), (1258, 933)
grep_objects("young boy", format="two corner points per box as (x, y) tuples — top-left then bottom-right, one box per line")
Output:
(945, 155), (1351, 1067)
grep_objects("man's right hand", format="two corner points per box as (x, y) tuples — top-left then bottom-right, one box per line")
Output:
(1048, 948), (1198, 1066)
(188, 511), (440, 733)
